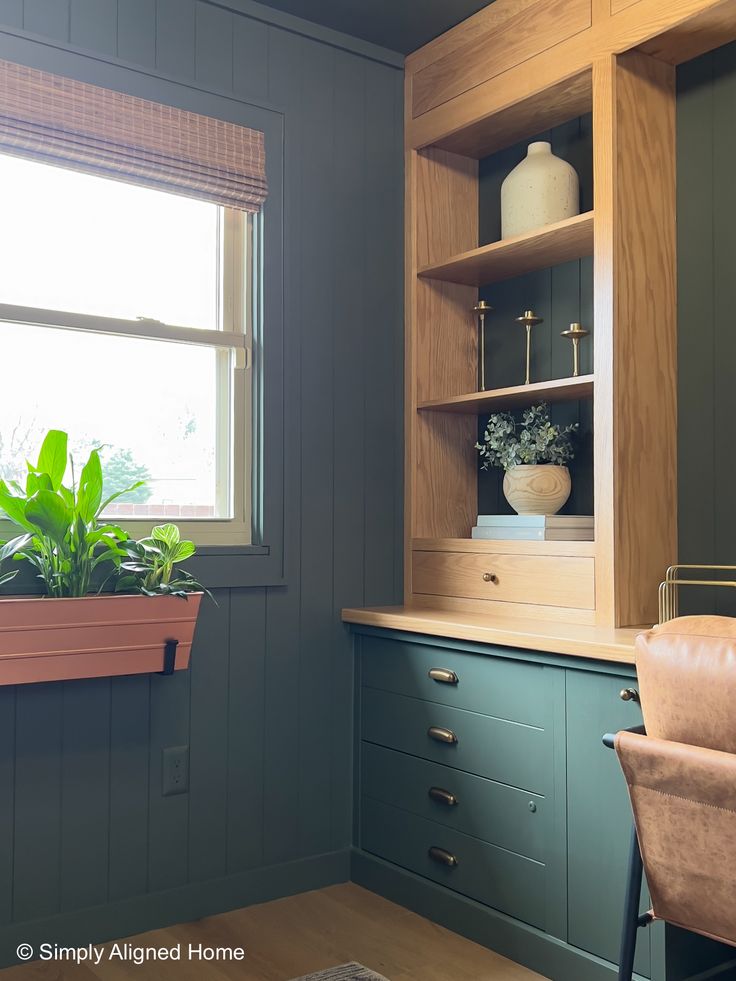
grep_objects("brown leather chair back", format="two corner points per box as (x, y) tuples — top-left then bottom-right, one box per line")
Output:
(635, 615), (736, 753)
(616, 615), (736, 947)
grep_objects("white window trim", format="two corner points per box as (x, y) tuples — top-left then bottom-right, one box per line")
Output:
(0, 208), (253, 548)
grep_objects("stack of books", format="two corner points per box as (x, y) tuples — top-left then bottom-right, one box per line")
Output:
(471, 514), (594, 541)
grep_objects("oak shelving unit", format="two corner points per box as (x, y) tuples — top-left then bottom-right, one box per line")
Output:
(403, 10), (681, 628)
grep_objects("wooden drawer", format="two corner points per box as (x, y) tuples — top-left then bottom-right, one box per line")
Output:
(362, 687), (551, 795)
(411, 0), (591, 117)
(412, 549), (595, 610)
(361, 635), (551, 727)
(362, 796), (546, 930)
(362, 743), (548, 862)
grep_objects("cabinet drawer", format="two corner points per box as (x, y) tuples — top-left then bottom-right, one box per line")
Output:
(412, 549), (595, 610)
(361, 636), (550, 726)
(362, 687), (551, 794)
(362, 797), (546, 930)
(362, 743), (547, 862)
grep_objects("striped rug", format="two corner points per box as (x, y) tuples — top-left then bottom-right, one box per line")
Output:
(289, 964), (390, 981)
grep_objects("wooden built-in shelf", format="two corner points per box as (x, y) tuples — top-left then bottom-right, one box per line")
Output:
(417, 374), (594, 414)
(417, 212), (594, 287)
(413, 537), (595, 557)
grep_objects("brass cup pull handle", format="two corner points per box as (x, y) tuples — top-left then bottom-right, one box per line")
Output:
(428, 846), (458, 868)
(429, 786), (458, 807)
(428, 667), (458, 685)
(482, 572), (499, 583)
(428, 726), (457, 745)
(620, 688), (640, 703)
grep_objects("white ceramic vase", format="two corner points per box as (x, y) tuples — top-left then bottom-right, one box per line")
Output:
(501, 142), (579, 239)
(502, 464), (571, 515)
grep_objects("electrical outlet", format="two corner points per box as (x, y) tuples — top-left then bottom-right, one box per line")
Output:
(162, 745), (189, 796)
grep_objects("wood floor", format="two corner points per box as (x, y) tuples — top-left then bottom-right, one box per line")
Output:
(0, 884), (547, 981)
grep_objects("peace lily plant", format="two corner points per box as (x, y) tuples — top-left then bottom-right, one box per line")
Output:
(0, 429), (205, 598)
(0, 430), (206, 686)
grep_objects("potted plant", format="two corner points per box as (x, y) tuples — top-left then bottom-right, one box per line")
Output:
(476, 403), (578, 515)
(0, 430), (205, 685)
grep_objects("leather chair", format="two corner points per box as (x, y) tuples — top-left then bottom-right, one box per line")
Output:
(606, 615), (736, 980)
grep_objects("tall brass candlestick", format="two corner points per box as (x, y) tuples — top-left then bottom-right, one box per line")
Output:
(473, 300), (493, 390)
(515, 310), (543, 385)
(560, 322), (590, 377)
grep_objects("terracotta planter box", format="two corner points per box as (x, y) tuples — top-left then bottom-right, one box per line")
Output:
(0, 592), (202, 686)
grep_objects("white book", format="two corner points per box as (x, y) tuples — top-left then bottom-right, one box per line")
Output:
(476, 514), (594, 528)
(471, 526), (594, 541)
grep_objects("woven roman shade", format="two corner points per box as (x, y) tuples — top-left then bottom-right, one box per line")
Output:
(0, 58), (267, 212)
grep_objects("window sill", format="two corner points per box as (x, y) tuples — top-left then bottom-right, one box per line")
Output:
(187, 544), (284, 589)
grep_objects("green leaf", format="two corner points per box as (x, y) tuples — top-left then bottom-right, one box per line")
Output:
(92, 548), (123, 570)
(0, 482), (32, 530)
(0, 570), (18, 586)
(172, 540), (196, 563)
(26, 471), (53, 496)
(99, 481), (145, 513)
(36, 430), (68, 490)
(58, 484), (75, 508)
(0, 533), (33, 563)
(151, 523), (180, 548)
(25, 490), (71, 547)
(78, 449), (103, 523)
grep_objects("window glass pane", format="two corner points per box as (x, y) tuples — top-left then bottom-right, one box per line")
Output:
(0, 153), (220, 329)
(0, 323), (229, 519)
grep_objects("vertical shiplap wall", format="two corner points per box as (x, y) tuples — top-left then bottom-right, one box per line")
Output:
(0, 0), (403, 954)
(678, 43), (736, 613)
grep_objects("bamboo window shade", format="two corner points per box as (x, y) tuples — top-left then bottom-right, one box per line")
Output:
(0, 58), (268, 212)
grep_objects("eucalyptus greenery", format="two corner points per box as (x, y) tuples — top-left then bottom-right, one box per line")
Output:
(0, 429), (205, 599)
(476, 403), (578, 473)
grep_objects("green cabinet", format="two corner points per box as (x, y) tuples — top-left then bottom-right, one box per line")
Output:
(354, 630), (642, 979)
(566, 668), (651, 977)
(353, 628), (735, 981)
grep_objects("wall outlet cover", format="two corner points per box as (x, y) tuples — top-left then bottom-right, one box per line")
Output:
(162, 745), (189, 796)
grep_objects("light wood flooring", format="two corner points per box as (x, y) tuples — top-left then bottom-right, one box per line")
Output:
(0, 883), (547, 981)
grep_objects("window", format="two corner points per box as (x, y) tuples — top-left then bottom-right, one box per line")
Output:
(0, 152), (253, 545)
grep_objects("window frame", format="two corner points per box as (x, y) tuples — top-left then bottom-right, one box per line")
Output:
(0, 33), (286, 588)
(0, 203), (252, 548)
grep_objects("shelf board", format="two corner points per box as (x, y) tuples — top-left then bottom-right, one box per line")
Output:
(418, 374), (594, 414)
(413, 537), (595, 557)
(417, 211), (594, 287)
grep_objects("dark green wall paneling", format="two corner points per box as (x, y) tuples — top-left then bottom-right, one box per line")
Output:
(0, 0), (403, 959)
(678, 43), (736, 614)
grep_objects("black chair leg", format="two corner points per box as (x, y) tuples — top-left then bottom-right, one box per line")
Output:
(618, 825), (644, 981)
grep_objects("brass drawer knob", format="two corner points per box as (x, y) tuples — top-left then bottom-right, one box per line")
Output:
(429, 786), (458, 807)
(428, 667), (458, 685)
(482, 572), (499, 583)
(428, 725), (458, 745)
(428, 846), (458, 868)
(620, 688), (640, 703)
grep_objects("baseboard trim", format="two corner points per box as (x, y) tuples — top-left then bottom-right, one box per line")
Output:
(0, 849), (350, 968)
(350, 849), (647, 981)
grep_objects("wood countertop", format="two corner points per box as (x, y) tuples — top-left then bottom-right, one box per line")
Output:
(341, 605), (648, 664)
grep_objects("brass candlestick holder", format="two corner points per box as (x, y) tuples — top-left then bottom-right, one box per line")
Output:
(515, 309), (543, 385)
(560, 322), (590, 377)
(473, 300), (493, 390)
